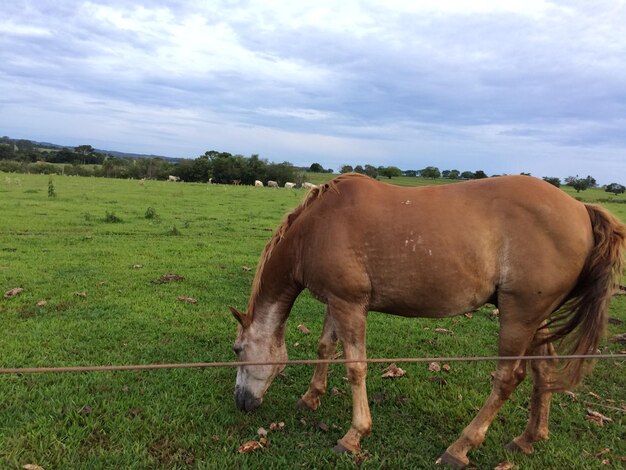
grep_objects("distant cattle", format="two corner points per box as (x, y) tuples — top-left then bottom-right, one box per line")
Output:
(268, 180), (279, 188)
(168, 175), (180, 182)
(302, 182), (318, 190)
(284, 182), (296, 189)
(255, 180), (264, 187)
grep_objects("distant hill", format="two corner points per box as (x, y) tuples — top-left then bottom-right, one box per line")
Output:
(4, 136), (184, 163)
(98, 149), (183, 163)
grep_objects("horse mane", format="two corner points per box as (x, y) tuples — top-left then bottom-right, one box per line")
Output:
(247, 173), (369, 313)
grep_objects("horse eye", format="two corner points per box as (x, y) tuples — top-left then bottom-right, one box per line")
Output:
(233, 344), (243, 355)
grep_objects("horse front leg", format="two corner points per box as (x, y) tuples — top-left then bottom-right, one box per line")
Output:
(298, 308), (338, 411)
(331, 302), (371, 453)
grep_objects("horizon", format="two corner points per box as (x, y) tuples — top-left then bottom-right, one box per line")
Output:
(1, 134), (619, 183)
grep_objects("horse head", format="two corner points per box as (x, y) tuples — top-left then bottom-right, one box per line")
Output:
(230, 306), (287, 412)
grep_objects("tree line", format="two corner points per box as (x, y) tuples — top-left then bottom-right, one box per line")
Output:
(0, 139), (304, 185)
(1, 137), (624, 194)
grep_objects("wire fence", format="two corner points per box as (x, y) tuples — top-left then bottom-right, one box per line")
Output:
(1, 353), (624, 374)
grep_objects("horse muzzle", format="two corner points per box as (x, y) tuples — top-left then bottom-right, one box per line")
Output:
(235, 385), (262, 412)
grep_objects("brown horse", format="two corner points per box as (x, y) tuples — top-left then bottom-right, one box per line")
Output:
(230, 174), (625, 467)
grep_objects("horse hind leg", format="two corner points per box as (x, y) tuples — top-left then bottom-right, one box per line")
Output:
(506, 332), (557, 455)
(297, 307), (338, 411)
(437, 316), (536, 468)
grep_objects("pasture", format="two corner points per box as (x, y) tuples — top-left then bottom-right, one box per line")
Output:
(0, 172), (624, 469)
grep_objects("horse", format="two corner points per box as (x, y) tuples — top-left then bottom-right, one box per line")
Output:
(230, 173), (625, 467)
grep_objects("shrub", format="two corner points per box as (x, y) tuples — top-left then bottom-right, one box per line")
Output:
(145, 207), (157, 219)
(104, 212), (122, 223)
(48, 178), (56, 198)
(605, 183), (625, 196)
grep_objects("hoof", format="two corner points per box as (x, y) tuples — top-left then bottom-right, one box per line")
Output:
(333, 443), (352, 454)
(435, 451), (469, 468)
(334, 437), (359, 454)
(296, 398), (317, 411)
(505, 439), (534, 455)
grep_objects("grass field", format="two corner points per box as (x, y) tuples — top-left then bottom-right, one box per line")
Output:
(0, 172), (624, 469)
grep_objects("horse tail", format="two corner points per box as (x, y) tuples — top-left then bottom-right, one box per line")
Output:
(544, 204), (626, 391)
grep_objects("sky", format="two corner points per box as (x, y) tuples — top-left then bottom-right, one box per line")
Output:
(1, 1), (626, 183)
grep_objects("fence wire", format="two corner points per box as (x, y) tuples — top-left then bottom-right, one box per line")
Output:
(0, 353), (624, 374)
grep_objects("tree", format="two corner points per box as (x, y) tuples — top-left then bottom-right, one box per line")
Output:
(564, 176), (577, 186)
(571, 178), (590, 193)
(354, 165), (365, 174)
(461, 171), (474, 179)
(0, 144), (17, 161)
(241, 154), (268, 184)
(605, 183), (625, 195)
(266, 161), (298, 186)
(191, 155), (212, 182)
(128, 157), (173, 180)
(542, 177), (561, 188)
(404, 170), (417, 177)
(340, 165), (353, 174)
(447, 169), (460, 179)
(208, 153), (248, 183)
(474, 170), (488, 179)
(566, 175), (596, 193)
(75, 145), (94, 155)
(584, 175), (597, 188)
(309, 163), (324, 173)
(363, 164), (378, 178)
(379, 166), (402, 179)
(101, 157), (129, 178)
(420, 166), (441, 179)
(47, 148), (77, 164)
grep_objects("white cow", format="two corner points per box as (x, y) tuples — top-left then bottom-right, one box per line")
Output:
(268, 180), (279, 188)
(284, 182), (296, 189)
(255, 180), (264, 187)
(168, 175), (180, 182)
(302, 182), (318, 189)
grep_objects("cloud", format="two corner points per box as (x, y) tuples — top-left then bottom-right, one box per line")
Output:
(1, 1), (626, 183)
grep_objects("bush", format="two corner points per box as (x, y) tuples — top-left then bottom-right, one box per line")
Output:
(103, 212), (122, 223)
(0, 160), (25, 173)
(605, 183), (625, 195)
(48, 178), (56, 198)
(145, 207), (158, 219)
(26, 162), (62, 175)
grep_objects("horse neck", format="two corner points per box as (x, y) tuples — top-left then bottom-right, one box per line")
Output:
(248, 238), (302, 335)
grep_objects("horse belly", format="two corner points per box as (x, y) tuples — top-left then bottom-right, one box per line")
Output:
(365, 251), (498, 318)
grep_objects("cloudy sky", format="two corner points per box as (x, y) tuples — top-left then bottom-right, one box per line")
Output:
(1, 1), (626, 182)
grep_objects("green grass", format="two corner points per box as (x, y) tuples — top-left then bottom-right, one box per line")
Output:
(0, 173), (624, 469)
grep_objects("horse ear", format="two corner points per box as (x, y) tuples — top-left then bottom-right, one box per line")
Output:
(229, 306), (247, 327)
